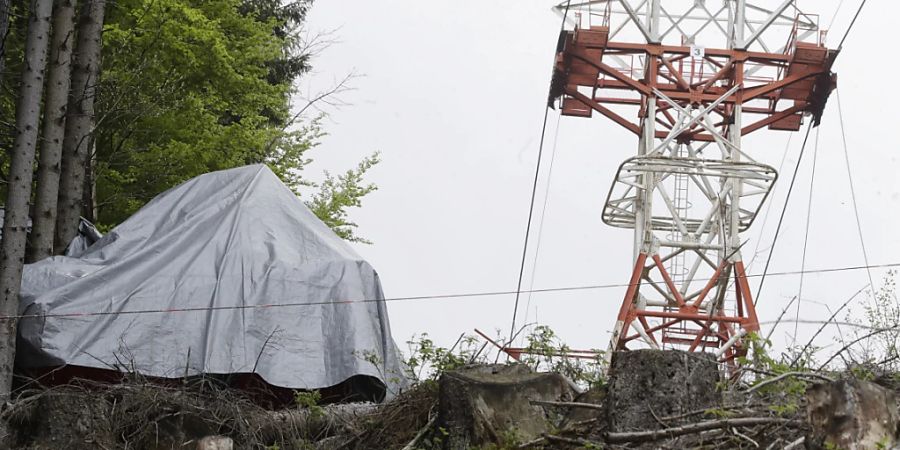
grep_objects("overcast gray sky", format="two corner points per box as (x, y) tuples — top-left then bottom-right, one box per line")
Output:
(301, 1), (900, 358)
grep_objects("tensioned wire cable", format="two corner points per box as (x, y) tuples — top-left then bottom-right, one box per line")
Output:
(746, 133), (793, 273)
(836, 89), (875, 293)
(753, 122), (814, 306)
(508, 0), (572, 343)
(827, 0), (846, 32)
(794, 126), (819, 344)
(837, 0), (867, 50)
(753, 0), (869, 309)
(521, 113), (563, 341)
(7, 261), (900, 322)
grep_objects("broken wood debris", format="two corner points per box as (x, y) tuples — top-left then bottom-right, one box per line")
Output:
(604, 417), (802, 443)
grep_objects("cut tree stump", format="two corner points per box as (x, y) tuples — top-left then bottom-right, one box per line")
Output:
(22, 390), (117, 449)
(606, 350), (720, 432)
(806, 379), (899, 450)
(435, 364), (576, 450)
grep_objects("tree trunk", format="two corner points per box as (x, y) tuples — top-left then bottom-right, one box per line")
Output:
(81, 137), (96, 222)
(55, 0), (104, 252)
(0, 0), (10, 86)
(28, 0), (78, 263)
(0, 0), (53, 397)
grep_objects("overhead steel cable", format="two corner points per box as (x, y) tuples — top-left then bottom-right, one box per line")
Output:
(8, 262), (900, 322)
(827, 0), (846, 32)
(753, 122), (814, 306)
(508, 0), (572, 343)
(836, 89), (875, 293)
(747, 133), (793, 273)
(794, 127), (820, 343)
(522, 113), (563, 337)
(837, 0), (867, 50)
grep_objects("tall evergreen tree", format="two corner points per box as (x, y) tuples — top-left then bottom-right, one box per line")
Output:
(55, 0), (105, 250)
(0, 0), (9, 84)
(28, 0), (78, 262)
(0, 0), (53, 395)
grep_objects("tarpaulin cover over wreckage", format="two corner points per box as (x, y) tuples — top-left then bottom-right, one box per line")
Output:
(16, 164), (407, 399)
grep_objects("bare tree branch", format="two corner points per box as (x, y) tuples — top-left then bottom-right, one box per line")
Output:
(606, 417), (802, 443)
(264, 70), (358, 154)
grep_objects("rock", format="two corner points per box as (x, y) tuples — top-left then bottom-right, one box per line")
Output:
(196, 435), (233, 450)
(0, 418), (13, 448)
(139, 410), (217, 450)
(606, 350), (720, 432)
(435, 364), (576, 449)
(25, 389), (117, 449)
(562, 386), (605, 426)
(806, 379), (899, 450)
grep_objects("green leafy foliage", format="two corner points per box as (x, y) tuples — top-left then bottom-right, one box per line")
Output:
(520, 325), (606, 390)
(265, 116), (324, 194)
(403, 332), (477, 382)
(0, 0), (379, 243)
(94, 0), (312, 225)
(844, 271), (899, 371)
(293, 390), (324, 420)
(307, 152), (380, 243)
(740, 333), (807, 416)
(403, 326), (606, 390)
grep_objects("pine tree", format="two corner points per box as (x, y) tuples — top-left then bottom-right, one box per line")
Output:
(55, 0), (105, 251)
(0, 0), (53, 395)
(28, 0), (78, 262)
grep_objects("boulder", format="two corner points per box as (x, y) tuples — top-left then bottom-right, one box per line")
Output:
(562, 386), (605, 426)
(806, 379), (899, 450)
(196, 435), (233, 450)
(22, 389), (116, 449)
(606, 350), (720, 432)
(435, 364), (576, 449)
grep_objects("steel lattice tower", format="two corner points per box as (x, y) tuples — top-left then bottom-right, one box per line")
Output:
(550, 0), (837, 364)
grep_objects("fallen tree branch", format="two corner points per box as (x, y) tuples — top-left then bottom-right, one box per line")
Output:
(746, 371), (834, 393)
(400, 415), (436, 450)
(543, 434), (602, 447)
(731, 427), (759, 448)
(517, 436), (546, 448)
(529, 400), (603, 411)
(784, 436), (805, 450)
(261, 402), (380, 439)
(660, 402), (768, 422)
(516, 418), (599, 449)
(605, 417), (802, 443)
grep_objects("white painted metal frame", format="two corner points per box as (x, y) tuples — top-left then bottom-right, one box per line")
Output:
(602, 157), (778, 234)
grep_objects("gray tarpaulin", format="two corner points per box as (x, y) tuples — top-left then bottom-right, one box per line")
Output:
(17, 164), (407, 399)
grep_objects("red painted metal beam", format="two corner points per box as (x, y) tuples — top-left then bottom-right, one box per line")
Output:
(635, 310), (746, 323)
(741, 103), (806, 135)
(742, 70), (821, 102)
(565, 88), (641, 135)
